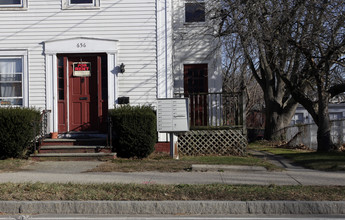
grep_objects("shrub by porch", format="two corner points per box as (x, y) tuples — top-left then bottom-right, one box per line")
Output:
(0, 108), (41, 159)
(109, 105), (157, 159)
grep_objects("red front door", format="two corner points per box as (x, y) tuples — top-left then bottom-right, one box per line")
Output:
(68, 56), (98, 131)
(57, 54), (108, 133)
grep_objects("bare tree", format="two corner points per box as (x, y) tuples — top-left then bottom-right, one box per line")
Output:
(278, 0), (345, 151)
(213, 0), (300, 140)
(210, 0), (345, 151)
(222, 35), (264, 124)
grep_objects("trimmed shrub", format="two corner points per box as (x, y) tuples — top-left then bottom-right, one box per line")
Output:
(109, 105), (157, 158)
(0, 108), (41, 159)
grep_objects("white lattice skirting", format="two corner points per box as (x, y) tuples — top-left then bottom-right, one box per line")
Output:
(178, 129), (247, 156)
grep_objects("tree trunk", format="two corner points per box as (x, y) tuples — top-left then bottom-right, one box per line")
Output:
(264, 109), (285, 140)
(316, 95), (334, 152)
(263, 98), (296, 140)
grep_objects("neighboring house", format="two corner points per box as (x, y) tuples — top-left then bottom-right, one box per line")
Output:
(287, 103), (345, 150)
(291, 104), (345, 125)
(0, 0), (221, 138)
(172, 0), (222, 127)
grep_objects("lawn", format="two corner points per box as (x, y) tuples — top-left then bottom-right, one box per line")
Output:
(249, 141), (345, 171)
(0, 159), (32, 173)
(0, 182), (344, 201)
(89, 152), (280, 172)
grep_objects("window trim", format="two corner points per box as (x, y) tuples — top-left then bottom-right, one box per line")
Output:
(0, 50), (28, 107)
(0, 0), (27, 10)
(62, 0), (100, 10)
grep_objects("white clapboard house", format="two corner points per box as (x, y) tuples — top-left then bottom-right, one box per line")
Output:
(0, 0), (225, 157)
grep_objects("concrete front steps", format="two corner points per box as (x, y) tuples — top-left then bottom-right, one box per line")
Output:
(30, 134), (116, 161)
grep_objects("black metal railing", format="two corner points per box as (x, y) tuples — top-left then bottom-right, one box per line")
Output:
(107, 115), (113, 148)
(174, 92), (245, 129)
(31, 109), (50, 153)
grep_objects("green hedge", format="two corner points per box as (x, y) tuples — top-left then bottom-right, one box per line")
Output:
(0, 108), (41, 159)
(109, 105), (157, 158)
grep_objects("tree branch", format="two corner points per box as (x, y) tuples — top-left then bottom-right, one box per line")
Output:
(329, 83), (345, 98)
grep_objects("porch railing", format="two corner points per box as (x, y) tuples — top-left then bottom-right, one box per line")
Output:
(174, 92), (246, 130)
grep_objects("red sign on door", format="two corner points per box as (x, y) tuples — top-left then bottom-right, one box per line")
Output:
(73, 62), (91, 77)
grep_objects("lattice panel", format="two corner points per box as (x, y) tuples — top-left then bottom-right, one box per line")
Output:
(178, 129), (247, 156)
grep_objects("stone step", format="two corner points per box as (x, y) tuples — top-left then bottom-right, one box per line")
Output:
(39, 145), (112, 154)
(30, 152), (116, 161)
(41, 138), (108, 146)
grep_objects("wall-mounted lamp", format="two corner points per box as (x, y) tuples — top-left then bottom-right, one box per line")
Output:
(120, 63), (125, 73)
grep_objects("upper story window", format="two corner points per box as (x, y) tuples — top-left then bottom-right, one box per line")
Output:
(0, 0), (27, 10)
(185, 1), (205, 23)
(70, 0), (93, 4)
(62, 0), (99, 10)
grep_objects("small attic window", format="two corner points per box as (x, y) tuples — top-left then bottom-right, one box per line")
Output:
(185, 2), (205, 23)
(0, 0), (27, 10)
(0, 0), (21, 5)
(62, 0), (99, 10)
(70, 0), (93, 4)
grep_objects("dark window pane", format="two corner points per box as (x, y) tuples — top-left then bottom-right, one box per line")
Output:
(70, 0), (93, 4)
(58, 79), (64, 89)
(58, 68), (64, 78)
(185, 3), (205, 22)
(59, 90), (64, 100)
(58, 57), (64, 67)
(0, 0), (21, 5)
(101, 55), (108, 100)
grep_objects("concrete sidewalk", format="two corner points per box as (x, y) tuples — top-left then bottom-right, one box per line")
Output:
(0, 160), (344, 185)
(0, 154), (345, 216)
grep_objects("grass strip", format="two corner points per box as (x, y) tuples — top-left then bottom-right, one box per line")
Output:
(90, 153), (280, 172)
(0, 159), (31, 173)
(0, 183), (344, 201)
(249, 142), (345, 171)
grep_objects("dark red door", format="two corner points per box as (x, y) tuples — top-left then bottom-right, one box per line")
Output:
(68, 56), (98, 131)
(57, 54), (108, 133)
(184, 64), (208, 127)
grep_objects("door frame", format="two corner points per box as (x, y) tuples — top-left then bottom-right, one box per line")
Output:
(44, 37), (119, 134)
(58, 54), (105, 133)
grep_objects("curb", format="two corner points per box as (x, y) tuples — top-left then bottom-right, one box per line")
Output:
(1, 201), (345, 215)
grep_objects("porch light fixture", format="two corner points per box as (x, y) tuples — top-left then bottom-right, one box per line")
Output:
(120, 63), (125, 73)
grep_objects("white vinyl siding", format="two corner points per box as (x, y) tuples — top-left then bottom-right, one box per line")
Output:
(0, 0), (157, 108)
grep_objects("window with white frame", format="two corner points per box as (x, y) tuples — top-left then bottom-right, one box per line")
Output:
(0, 0), (27, 10)
(0, 51), (27, 107)
(62, 0), (99, 9)
(291, 113), (304, 125)
(330, 112), (343, 121)
(185, 1), (205, 23)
